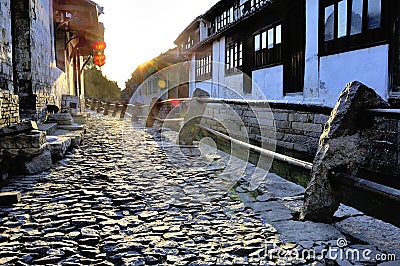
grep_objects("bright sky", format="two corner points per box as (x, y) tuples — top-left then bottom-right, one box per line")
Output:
(93, 0), (220, 89)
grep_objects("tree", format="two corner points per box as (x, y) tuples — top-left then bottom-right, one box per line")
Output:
(84, 63), (121, 101)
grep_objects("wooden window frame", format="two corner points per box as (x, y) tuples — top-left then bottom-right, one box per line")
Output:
(225, 39), (243, 75)
(195, 50), (212, 81)
(252, 23), (283, 69)
(319, 0), (388, 56)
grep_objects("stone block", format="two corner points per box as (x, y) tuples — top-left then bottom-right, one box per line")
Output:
(301, 81), (390, 223)
(0, 192), (21, 206)
(292, 122), (323, 133)
(273, 111), (289, 121)
(1, 144), (47, 157)
(313, 114), (329, 124)
(38, 123), (57, 135)
(274, 120), (291, 130)
(57, 124), (84, 131)
(0, 131), (46, 149)
(24, 150), (52, 174)
(46, 113), (74, 125)
(0, 120), (37, 137)
(47, 136), (72, 161)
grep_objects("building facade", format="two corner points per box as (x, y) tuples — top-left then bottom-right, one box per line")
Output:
(124, 47), (188, 104)
(0, 0), (103, 128)
(174, 0), (400, 106)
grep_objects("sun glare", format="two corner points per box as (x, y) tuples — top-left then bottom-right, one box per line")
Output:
(93, 0), (219, 89)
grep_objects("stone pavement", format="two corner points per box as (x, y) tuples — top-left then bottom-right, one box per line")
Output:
(0, 113), (398, 265)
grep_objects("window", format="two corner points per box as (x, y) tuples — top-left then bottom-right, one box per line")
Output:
(225, 40), (243, 75)
(195, 50), (212, 80)
(253, 24), (282, 68)
(320, 0), (386, 55)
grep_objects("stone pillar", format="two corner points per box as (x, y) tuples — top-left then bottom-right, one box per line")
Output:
(90, 99), (97, 111)
(112, 103), (120, 117)
(103, 101), (111, 115)
(145, 98), (161, 127)
(11, 0), (35, 120)
(300, 81), (390, 223)
(120, 103), (128, 119)
(96, 101), (102, 113)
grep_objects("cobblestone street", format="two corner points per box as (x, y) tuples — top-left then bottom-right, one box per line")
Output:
(0, 114), (300, 265)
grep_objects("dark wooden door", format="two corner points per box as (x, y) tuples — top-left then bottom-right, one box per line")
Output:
(283, 1), (305, 94)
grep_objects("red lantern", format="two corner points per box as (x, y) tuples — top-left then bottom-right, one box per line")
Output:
(92, 41), (106, 51)
(171, 99), (180, 107)
(94, 54), (106, 67)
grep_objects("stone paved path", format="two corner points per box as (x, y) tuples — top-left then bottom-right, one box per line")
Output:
(0, 114), (291, 265)
(0, 113), (398, 265)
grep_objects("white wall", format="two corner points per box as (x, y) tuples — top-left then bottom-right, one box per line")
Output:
(194, 80), (213, 96)
(319, 44), (389, 106)
(304, 0), (319, 99)
(252, 65), (284, 100)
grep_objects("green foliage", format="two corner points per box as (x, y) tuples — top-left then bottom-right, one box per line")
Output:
(84, 65), (121, 101)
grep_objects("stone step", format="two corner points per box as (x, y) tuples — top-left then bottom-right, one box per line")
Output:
(0, 121), (37, 137)
(57, 124), (84, 131)
(47, 135), (72, 162)
(0, 192), (21, 206)
(38, 123), (58, 135)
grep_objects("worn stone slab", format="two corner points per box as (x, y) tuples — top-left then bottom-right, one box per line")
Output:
(333, 204), (363, 220)
(0, 131), (47, 149)
(24, 150), (52, 174)
(57, 124), (84, 131)
(47, 136), (72, 161)
(262, 173), (305, 198)
(46, 113), (74, 125)
(38, 123), (58, 135)
(335, 215), (400, 257)
(53, 129), (84, 148)
(0, 192), (21, 206)
(0, 121), (37, 137)
(273, 220), (344, 243)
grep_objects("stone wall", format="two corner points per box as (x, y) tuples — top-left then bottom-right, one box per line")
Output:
(30, 0), (69, 118)
(200, 100), (400, 181)
(202, 100), (331, 161)
(9, 0), (69, 122)
(360, 111), (400, 183)
(0, 91), (19, 127)
(0, 0), (13, 94)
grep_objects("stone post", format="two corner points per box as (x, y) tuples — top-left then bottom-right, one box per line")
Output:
(145, 98), (161, 128)
(178, 88), (210, 145)
(90, 99), (97, 111)
(103, 101), (111, 115)
(120, 103), (128, 119)
(96, 101), (102, 113)
(300, 81), (390, 223)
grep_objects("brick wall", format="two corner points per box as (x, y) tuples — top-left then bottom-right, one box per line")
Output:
(0, 91), (19, 127)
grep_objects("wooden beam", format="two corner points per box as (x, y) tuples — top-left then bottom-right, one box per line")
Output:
(55, 5), (93, 12)
(330, 172), (400, 226)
